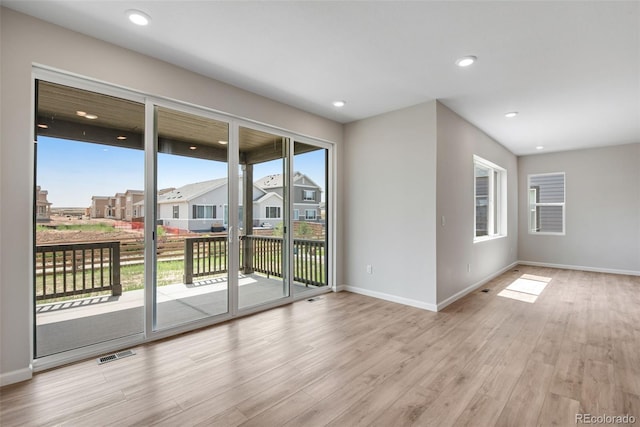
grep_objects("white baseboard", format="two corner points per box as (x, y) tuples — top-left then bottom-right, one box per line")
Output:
(0, 366), (32, 386)
(340, 285), (438, 312)
(518, 260), (640, 277)
(436, 261), (519, 311)
(338, 262), (520, 313)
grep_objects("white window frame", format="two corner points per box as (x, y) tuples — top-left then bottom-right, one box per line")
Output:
(293, 209), (299, 220)
(473, 155), (507, 242)
(192, 204), (215, 219)
(266, 206), (281, 219)
(305, 209), (317, 220)
(303, 189), (315, 201)
(528, 172), (566, 235)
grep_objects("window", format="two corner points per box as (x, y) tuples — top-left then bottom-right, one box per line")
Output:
(303, 189), (316, 201)
(293, 209), (299, 220)
(266, 206), (281, 218)
(528, 172), (565, 234)
(474, 155), (506, 241)
(172, 205), (179, 219)
(305, 209), (317, 220)
(192, 205), (215, 219)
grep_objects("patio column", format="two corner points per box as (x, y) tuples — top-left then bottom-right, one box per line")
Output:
(242, 164), (254, 274)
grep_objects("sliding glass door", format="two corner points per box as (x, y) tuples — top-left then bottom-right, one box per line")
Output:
(33, 73), (333, 363)
(154, 106), (231, 329)
(292, 141), (329, 294)
(237, 126), (290, 309)
(34, 80), (146, 357)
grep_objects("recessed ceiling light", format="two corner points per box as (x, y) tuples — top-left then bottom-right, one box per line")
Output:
(116, 135), (127, 140)
(189, 146), (197, 150)
(505, 112), (518, 118)
(455, 56), (477, 67)
(332, 100), (346, 108)
(84, 114), (98, 120)
(536, 145), (544, 150)
(218, 140), (228, 145)
(37, 123), (49, 129)
(126, 9), (151, 26)
(76, 111), (87, 117)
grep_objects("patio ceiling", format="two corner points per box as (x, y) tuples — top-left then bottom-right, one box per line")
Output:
(37, 81), (317, 165)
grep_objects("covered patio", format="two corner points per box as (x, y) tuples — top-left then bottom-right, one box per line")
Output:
(36, 273), (320, 357)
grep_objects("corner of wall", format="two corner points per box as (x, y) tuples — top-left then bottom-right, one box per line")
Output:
(435, 101), (519, 306)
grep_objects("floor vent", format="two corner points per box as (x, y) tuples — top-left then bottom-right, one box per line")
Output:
(97, 349), (136, 365)
(307, 297), (323, 303)
(481, 289), (490, 293)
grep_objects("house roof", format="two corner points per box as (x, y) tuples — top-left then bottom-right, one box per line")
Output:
(157, 177), (267, 204)
(255, 192), (283, 204)
(255, 174), (283, 189)
(158, 178), (228, 204)
(255, 172), (320, 190)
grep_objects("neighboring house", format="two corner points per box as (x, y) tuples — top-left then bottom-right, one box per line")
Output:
(124, 190), (144, 221)
(105, 193), (125, 219)
(157, 178), (275, 232)
(90, 174), (319, 232)
(134, 188), (173, 220)
(253, 191), (284, 228)
(132, 200), (144, 219)
(93, 190), (143, 221)
(90, 196), (109, 219)
(35, 186), (52, 221)
(255, 172), (323, 222)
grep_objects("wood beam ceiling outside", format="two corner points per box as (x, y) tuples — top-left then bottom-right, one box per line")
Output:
(37, 80), (321, 165)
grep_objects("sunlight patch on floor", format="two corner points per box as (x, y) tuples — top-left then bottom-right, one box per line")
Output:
(498, 274), (552, 303)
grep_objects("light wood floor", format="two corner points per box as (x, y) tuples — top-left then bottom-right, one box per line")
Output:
(1, 266), (639, 426)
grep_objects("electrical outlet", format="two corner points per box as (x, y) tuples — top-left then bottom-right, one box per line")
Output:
(366, 264), (373, 274)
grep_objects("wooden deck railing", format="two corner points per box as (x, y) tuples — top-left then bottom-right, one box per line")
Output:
(292, 238), (325, 287)
(35, 234), (325, 301)
(35, 241), (121, 301)
(184, 235), (325, 287)
(183, 236), (229, 284)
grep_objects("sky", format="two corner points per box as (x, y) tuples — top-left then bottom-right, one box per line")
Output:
(37, 136), (326, 207)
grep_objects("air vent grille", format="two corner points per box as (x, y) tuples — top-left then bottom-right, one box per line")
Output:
(97, 349), (136, 365)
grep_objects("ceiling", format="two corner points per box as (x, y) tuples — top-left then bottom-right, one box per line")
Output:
(4, 1), (639, 155)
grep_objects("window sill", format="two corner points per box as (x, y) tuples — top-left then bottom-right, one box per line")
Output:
(473, 234), (507, 244)
(528, 231), (565, 236)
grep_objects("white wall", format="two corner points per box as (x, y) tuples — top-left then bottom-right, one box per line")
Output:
(518, 143), (640, 274)
(343, 101), (438, 310)
(436, 103), (519, 307)
(0, 8), (342, 385)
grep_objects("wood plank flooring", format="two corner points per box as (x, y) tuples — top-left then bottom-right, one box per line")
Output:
(1, 266), (639, 426)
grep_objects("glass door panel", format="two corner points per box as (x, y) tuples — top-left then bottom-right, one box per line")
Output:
(34, 80), (145, 357)
(292, 141), (329, 295)
(155, 107), (230, 329)
(237, 126), (289, 309)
